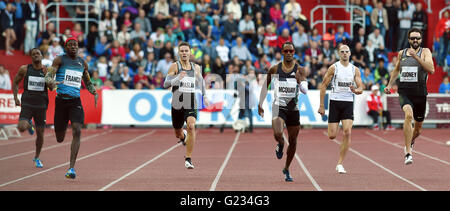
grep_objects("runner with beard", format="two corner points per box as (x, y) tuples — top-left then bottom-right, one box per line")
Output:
(384, 28), (435, 165)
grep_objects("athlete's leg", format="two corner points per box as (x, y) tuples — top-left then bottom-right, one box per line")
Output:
(327, 122), (339, 140)
(185, 116), (196, 158)
(284, 125), (300, 171)
(338, 120), (353, 165)
(402, 105), (414, 154)
(35, 127), (44, 159)
(17, 120), (31, 132)
(272, 117), (285, 146)
(69, 122), (82, 169)
(411, 121), (423, 147)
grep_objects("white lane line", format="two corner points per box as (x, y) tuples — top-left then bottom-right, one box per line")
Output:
(366, 132), (450, 166)
(418, 135), (447, 146)
(323, 132), (427, 191)
(0, 130), (112, 161)
(0, 133), (54, 146)
(282, 133), (322, 191)
(0, 130), (156, 188)
(209, 132), (241, 191)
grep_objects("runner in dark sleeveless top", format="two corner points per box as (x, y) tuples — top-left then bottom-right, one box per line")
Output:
(13, 48), (48, 168)
(384, 28), (435, 165)
(258, 42), (308, 182)
(164, 41), (209, 169)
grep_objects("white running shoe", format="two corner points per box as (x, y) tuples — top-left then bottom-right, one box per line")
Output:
(185, 158), (194, 169)
(336, 164), (346, 174)
(178, 129), (187, 146)
(404, 153), (413, 165)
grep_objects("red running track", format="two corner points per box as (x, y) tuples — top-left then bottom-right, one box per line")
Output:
(0, 127), (449, 191)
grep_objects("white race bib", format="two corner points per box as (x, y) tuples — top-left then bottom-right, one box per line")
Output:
(336, 77), (353, 92)
(179, 77), (196, 93)
(63, 69), (83, 88)
(400, 66), (418, 82)
(27, 76), (45, 91)
(276, 78), (297, 98)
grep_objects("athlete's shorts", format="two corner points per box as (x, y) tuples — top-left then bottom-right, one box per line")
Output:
(272, 105), (300, 126)
(328, 100), (354, 123)
(171, 107), (198, 129)
(19, 106), (47, 128)
(54, 97), (84, 132)
(398, 92), (427, 122)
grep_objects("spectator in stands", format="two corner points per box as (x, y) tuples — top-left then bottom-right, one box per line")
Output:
(202, 38), (217, 60)
(365, 40), (376, 67)
(374, 58), (389, 84)
(143, 52), (157, 76)
(335, 25), (351, 45)
(412, 2), (427, 47)
(305, 41), (323, 71)
(0, 65), (12, 90)
(278, 14), (297, 35)
(352, 27), (367, 49)
(180, 11), (195, 41)
(264, 24), (278, 49)
(108, 56), (123, 88)
(169, 16), (185, 42)
(322, 40), (336, 67)
(368, 28), (385, 50)
(200, 54), (213, 76)
(121, 66), (133, 88)
(366, 84), (394, 130)
(270, 2), (284, 28)
(156, 52), (173, 76)
(362, 0), (374, 33)
(41, 22), (56, 48)
(361, 66), (375, 90)
(151, 71), (165, 89)
(385, 0), (398, 51)
(253, 54), (271, 74)
(195, 9), (212, 41)
(118, 11), (133, 33)
(223, 12), (239, 42)
(397, 1), (413, 50)
(98, 10), (117, 43)
(90, 70), (103, 89)
(239, 14), (256, 42)
(271, 51), (282, 66)
(134, 8), (152, 38)
(277, 28), (293, 52)
(196, 0), (211, 16)
(130, 22), (147, 47)
(117, 24), (131, 48)
(212, 56), (226, 82)
(190, 42), (203, 63)
(134, 66), (151, 89)
(1, 2), (16, 56)
(127, 42), (145, 72)
(95, 35), (111, 58)
(154, 0), (171, 20)
(439, 76), (450, 94)
(76, 0), (97, 29)
(211, 18), (223, 42)
(109, 40), (126, 62)
(323, 27), (336, 47)
(96, 56), (109, 82)
(309, 27), (322, 46)
(226, 0), (242, 21)
(210, 0), (224, 21)
(23, 0), (40, 55)
(231, 37), (252, 62)
(283, 0), (302, 21)
(13, 0), (24, 53)
(435, 11), (449, 66)
(253, 11), (265, 31)
(216, 37), (230, 63)
(47, 37), (63, 61)
(150, 27), (166, 60)
(371, 0), (389, 38)
(352, 42), (369, 69)
(181, 0), (196, 14)
(257, 37), (274, 59)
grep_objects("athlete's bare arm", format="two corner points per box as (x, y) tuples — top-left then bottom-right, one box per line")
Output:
(318, 64), (336, 116)
(82, 60), (98, 107)
(12, 65), (28, 106)
(45, 56), (62, 91)
(296, 65), (308, 94)
(385, 50), (402, 94)
(194, 64), (209, 107)
(258, 65), (277, 117)
(163, 62), (184, 89)
(407, 47), (434, 74)
(351, 67), (363, 95)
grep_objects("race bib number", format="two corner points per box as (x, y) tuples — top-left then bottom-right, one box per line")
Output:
(400, 66), (418, 82)
(64, 69), (83, 88)
(336, 77), (353, 92)
(179, 77), (195, 93)
(276, 78), (297, 98)
(27, 76), (45, 91)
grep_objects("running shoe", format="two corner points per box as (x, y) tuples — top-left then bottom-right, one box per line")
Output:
(65, 168), (76, 179)
(275, 143), (284, 159)
(28, 119), (35, 135)
(178, 129), (187, 146)
(32, 158), (43, 168)
(336, 164), (347, 174)
(404, 153), (413, 165)
(282, 169), (293, 182)
(185, 157), (194, 169)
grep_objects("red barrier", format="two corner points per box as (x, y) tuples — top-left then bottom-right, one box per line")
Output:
(0, 89), (102, 125)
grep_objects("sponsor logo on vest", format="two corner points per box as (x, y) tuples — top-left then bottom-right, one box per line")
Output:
(65, 75), (81, 83)
(338, 82), (352, 87)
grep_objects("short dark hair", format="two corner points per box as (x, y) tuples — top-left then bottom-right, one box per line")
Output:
(407, 28), (423, 39)
(178, 41), (190, 49)
(281, 41), (294, 50)
(30, 48), (43, 55)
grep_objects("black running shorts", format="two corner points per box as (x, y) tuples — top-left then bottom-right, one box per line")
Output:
(328, 100), (354, 123)
(398, 92), (427, 122)
(171, 107), (198, 129)
(54, 97), (84, 132)
(272, 105), (300, 126)
(19, 106), (47, 128)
